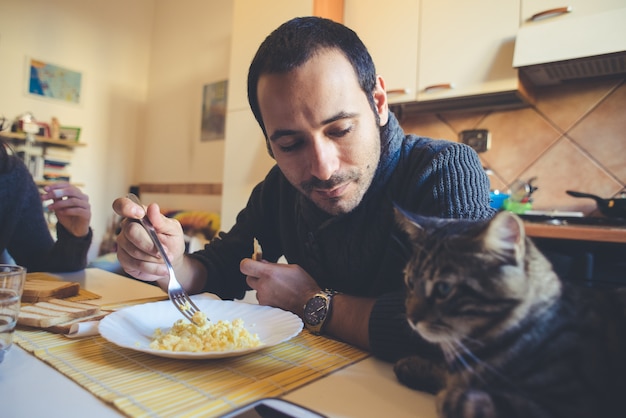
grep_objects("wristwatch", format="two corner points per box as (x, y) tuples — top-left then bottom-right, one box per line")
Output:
(303, 289), (338, 335)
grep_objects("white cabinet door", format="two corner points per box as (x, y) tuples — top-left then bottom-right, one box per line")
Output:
(521, 0), (625, 24)
(417, 0), (521, 102)
(227, 0), (313, 111)
(343, 0), (420, 104)
(514, 0), (626, 78)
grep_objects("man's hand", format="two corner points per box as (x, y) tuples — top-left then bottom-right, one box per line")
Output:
(112, 196), (186, 284)
(41, 182), (91, 238)
(241, 258), (375, 350)
(240, 259), (320, 316)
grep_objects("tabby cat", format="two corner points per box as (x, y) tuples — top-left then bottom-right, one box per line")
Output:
(394, 209), (626, 418)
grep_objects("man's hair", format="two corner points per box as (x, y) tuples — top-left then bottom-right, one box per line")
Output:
(247, 16), (378, 142)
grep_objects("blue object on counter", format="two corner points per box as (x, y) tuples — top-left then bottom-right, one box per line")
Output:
(489, 191), (509, 209)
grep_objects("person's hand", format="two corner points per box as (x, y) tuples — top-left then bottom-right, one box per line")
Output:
(240, 259), (321, 316)
(41, 182), (91, 237)
(112, 196), (186, 283)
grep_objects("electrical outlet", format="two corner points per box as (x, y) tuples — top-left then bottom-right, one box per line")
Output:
(460, 129), (491, 153)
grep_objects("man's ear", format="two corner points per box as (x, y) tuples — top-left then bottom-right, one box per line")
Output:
(373, 75), (389, 126)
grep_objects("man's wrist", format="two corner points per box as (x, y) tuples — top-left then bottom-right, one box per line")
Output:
(303, 289), (339, 335)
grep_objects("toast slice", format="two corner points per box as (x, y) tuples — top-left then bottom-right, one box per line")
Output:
(18, 299), (101, 328)
(252, 238), (263, 261)
(22, 280), (80, 303)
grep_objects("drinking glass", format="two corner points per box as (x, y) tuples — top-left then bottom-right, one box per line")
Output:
(0, 265), (26, 363)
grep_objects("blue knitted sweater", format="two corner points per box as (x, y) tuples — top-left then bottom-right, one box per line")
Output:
(190, 112), (495, 361)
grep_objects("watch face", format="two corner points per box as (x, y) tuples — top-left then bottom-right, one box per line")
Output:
(304, 296), (328, 326)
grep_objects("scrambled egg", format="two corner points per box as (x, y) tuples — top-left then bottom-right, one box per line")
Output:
(150, 311), (261, 352)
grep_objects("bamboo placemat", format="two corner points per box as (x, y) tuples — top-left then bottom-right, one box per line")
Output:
(15, 327), (369, 417)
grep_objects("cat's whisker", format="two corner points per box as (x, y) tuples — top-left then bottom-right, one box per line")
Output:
(455, 338), (514, 386)
(443, 341), (473, 374)
(459, 334), (485, 348)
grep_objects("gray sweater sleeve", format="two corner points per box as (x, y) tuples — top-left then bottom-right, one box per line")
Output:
(369, 291), (442, 362)
(368, 140), (494, 362)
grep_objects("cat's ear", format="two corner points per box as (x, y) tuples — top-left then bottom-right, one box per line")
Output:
(484, 211), (526, 263)
(394, 206), (426, 240)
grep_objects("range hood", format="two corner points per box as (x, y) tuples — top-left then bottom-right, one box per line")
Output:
(513, 7), (626, 85)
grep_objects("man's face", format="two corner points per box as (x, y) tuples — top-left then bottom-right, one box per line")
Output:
(257, 49), (389, 216)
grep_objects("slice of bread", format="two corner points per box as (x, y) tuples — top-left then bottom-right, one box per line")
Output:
(22, 280), (80, 303)
(18, 299), (101, 328)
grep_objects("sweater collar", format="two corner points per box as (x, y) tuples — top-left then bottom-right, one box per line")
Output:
(367, 111), (404, 197)
(297, 111), (405, 226)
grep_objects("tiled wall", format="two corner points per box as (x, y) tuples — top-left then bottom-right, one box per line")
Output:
(399, 77), (626, 216)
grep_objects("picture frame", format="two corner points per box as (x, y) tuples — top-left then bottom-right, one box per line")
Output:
(59, 126), (81, 142)
(26, 57), (82, 105)
(201, 80), (228, 142)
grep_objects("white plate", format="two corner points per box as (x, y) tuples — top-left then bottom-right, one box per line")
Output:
(99, 295), (303, 359)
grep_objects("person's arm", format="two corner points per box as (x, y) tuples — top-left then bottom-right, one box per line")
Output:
(6, 161), (91, 272)
(368, 291), (442, 362)
(241, 258), (375, 350)
(324, 293), (376, 350)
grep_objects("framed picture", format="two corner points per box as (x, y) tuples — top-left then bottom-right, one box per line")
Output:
(201, 80), (228, 142)
(59, 126), (81, 142)
(27, 57), (82, 105)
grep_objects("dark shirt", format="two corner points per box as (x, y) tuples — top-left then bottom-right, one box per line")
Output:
(190, 112), (495, 361)
(0, 155), (92, 272)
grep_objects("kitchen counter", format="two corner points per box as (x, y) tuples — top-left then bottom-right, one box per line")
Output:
(524, 222), (626, 243)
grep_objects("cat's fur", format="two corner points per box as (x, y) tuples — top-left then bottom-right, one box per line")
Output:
(394, 209), (626, 418)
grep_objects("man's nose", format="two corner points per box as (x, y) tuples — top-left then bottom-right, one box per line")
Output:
(309, 137), (339, 181)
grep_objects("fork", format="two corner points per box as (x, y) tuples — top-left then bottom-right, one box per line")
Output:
(126, 193), (205, 324)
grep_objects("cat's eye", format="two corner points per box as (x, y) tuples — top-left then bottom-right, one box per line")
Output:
(433, 281), (453, 299)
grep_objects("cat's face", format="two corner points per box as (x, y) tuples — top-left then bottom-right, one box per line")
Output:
(396, 209), (534, 345)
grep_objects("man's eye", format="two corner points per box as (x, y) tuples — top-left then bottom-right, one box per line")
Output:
(328, 126), (352, 138)
(278, 141), (303, 152)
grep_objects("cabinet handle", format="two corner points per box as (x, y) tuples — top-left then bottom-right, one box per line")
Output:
(386, 88), (410, 96)
(423, 83), (454, 93)
(529, 6), (572, 22)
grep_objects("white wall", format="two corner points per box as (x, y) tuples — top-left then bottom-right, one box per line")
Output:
(140, 0), (232, 212)
(0, 0), (233, 259)
(221, 0), (313, 231)
(0, 0), (154, 260)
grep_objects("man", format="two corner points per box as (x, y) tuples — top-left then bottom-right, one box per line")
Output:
(113, 16), (494, 362)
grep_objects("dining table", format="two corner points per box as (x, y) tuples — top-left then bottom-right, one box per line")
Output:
(1, 268), (437, 418)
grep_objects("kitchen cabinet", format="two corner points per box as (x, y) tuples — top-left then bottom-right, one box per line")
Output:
(343, 0), (420, 105)
(514, 0), (626, 85)
(345, 0), (532, 112)
(521, 0), (625, 25)
(1, 132), (85, 186)
(416, 0), (524, 104)
(531, 233), (626, 286)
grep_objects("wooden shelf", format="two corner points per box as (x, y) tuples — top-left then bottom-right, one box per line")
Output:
(36, 181), (85, 188)
(0, 131), (85, 147)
